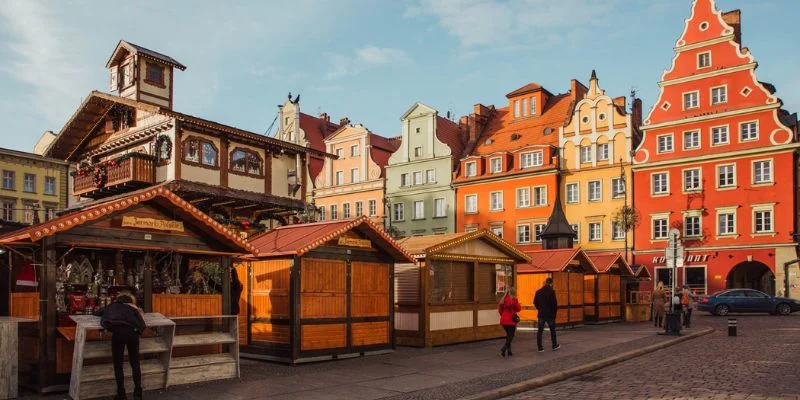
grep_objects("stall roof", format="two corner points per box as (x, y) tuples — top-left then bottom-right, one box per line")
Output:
(631, 264), (652, 279)
(586, 252), (634, 276)
(0, 185), (255, 255)
(517, 248), (598, 273)
(396, 230), (531, 263)
(248, 216), (414, 262)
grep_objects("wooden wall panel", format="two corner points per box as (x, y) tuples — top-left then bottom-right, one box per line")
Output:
(351, 321), (389, 347)
(234, 262), (248, 344)
(301, 324), (346, 350)
(394, 264), (420, 305)
(250, 259), (291, 320)
(301, 258), (346, 319)
(11, 292), (39, 319)
(152, 294), (221, 317)
(569, 307), (584, 323)
(517, 273), (547, 308)
(352, 262), (389, 318)
(584, 274), (597, 305)
(301, 294), (346, 319)
(251, 323), (290, 344)
(568, 273), (584, 307)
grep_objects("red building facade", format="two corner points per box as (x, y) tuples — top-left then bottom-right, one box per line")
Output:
(632, 0), (800, 297)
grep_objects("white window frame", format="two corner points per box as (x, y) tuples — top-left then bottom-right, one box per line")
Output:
(588, 180), (602, 202)
(739, 120), (759, 142)
(414, 147), (423, 157)
(656, 133), (674, 154)
(400, 173), (410, 186)
(652, 215), (669, 240)
(752, 159), (773, 185)
(516, 187), (531, 208)
(434, 198), (446, 217)
(343, 202), (351, 219)
(571, 224), (580, 241)
(683, 211), (702, 238)
(566, 183), (579, 204)
(335, 148), (344, 158)
(516, 224), (531, 244)
(682, 90), (700, 110)
(697, 51), (711, 69)
(522, 98), (528, 117)
(393, 203), (405, 221)
(350, 144), (359, 157)
(580, 146), (593, 163)
(589, 222), (602, 242)
(710, 85), (727, 105)
(682, 167), (702, 192)
(611, 177), (625, 199)
(490, 225), (504, 238)
(489, 157), (502, 174)
(413, 171), (424, 185)
(533, 186), (547, 207)
(710, 125), (730, 146)
(335, 170), (344, 185)
(413, 200), (425, 220)
(530, 96), (537, 114)
(465, 161), (477, 177)
(368, 199), (377, 217)
(330, 204), (338, 220)
(612, 221), (625, 241)
(716, 206), (737, 236)
(682, 129), (701, 150)
(520, 151), (543, 169)
(350, 168), (359, 183)
(318, 206), (326, 221)
(514, 100), (520, 118)
(716, 163), (737, 189)
(465, 194), (478, 214)
(355, 201), (363, 216)
(490, 191), (504, 211)
(597, 143), (609, 161)
(426, 169), (436, 183)
(533, 223), (546, 243)
(651, 172), (670, 196)
(752, 203), (775, 234)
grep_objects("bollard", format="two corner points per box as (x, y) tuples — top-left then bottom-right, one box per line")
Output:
(728, 318), (737, 336)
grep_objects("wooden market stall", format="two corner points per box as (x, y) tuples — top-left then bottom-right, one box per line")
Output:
(516, 248), (598, 328)
(239, 216), (414, 363)
(625, 264), (653, 322)
(584, 252), (634, 324)
(0, 186), (253, 394)
(393, 230), (531, 347)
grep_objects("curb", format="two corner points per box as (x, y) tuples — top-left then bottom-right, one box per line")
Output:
(462, 327), (715, 400)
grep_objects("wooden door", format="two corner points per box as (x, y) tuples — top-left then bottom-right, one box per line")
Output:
(351, 261), (390, 347)
(300, 258), (346, 351)
(249, 260), (291, 345)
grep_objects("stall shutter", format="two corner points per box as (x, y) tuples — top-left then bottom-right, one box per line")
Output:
(394, 264), (420, 305)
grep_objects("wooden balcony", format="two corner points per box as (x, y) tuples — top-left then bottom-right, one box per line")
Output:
(73, 153), (155, 198)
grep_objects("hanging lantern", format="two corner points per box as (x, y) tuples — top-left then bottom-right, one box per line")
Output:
(16, 259), (38, 287)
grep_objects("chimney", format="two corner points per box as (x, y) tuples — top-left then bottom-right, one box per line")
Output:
(631, 98), (643, 129)
(339, 117), (350, 126)
(722, 10), (741, 45)
(465, 104), (493, 143)
(570, 79), (588, 102)
(319, 112), (330, 123)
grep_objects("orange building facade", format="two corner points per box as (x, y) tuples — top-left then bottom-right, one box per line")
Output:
(632, 0), (800, 297)
(454, 82), (583, 252)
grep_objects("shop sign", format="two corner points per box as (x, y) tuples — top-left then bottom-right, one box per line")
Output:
(652, 254), (710, 265)
(122, 216), (184, 232)
(338, 236), (372, 248)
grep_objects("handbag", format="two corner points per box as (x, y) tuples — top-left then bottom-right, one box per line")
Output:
(512, 313), (520, 323)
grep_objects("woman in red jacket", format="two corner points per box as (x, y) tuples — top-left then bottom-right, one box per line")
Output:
(498, 287), (521, 357)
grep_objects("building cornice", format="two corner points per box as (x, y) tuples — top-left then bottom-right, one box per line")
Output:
(658, 63), (756, 88)
(453, 168), (558, 187)
(673, 34), (736, 52)
(641, 103), (780, 131)
(632, 144), (800, 170)
(634, 241), (796, 254)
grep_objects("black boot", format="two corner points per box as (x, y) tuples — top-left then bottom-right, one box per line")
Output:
(501, 346), (507, 357)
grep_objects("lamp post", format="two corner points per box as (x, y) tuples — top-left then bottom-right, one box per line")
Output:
(615, 158), (629, 262)
(297, 192), (320, 223)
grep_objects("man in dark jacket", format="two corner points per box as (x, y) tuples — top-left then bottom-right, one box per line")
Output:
(533, 278), (560, 352)
(101, 292), (146, 400)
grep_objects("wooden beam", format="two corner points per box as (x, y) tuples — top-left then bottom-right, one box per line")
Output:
(189, 197), (212, 204)
(233, 204), (258, 210)
(211, 200), (237, 207)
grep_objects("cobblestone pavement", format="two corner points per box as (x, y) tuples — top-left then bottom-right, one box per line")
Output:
(506, 314), (800, 400)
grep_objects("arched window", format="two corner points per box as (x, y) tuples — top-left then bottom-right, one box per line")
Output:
(183, 136), (218, 167)
(230, 148), (263, 176)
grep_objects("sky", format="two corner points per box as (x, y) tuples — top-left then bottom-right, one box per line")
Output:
(1, 0), (799, 153)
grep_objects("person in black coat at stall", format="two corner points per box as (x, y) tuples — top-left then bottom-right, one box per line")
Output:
(230, 266), (243, 316)
(100, 291), (146, 400)
(533, 277), (561, 352)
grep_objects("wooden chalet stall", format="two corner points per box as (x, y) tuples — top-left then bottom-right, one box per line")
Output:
(625, 265), (653, 322)
(516, 248), (598, 328)
(239, 216), (413, 363)
(584, 253), (633, 324)
(393, 230), (530, 347)
(0, 186), (253, 393)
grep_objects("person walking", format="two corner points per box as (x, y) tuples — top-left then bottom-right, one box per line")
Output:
(681, 285), (697, 328)
(101, 291), (146, 400)
(498, 287), (521, 357)
(652, 281), (667, 328)
(534, 278), (560, 352)
(230, 266), (243, 316)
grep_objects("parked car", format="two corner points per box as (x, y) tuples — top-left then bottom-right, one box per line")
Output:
(697, 289), (800, 316)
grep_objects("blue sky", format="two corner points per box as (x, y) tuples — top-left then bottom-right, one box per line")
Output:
(1, 0), (798, 152)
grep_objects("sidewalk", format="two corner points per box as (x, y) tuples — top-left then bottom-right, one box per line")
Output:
(137, 322), (706, 400)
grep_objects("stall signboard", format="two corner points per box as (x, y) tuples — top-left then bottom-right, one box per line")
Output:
(122, 216), (184, 232)
(337, 236), (372, 248)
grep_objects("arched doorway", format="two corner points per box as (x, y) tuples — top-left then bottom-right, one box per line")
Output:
(726, 261), (775, 295)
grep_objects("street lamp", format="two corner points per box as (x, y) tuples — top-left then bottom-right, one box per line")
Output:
(614, 158), (629, 262)
(297, 191), (320, 223)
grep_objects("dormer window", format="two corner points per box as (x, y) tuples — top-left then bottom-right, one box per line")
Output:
(230, 148), (263, 176)
(122, 62), (134, 88)
(513, 100), (521, 118)
(522, 98), (528, 117)
(465, 161), (477, 177)
(145, 62), (165, 86)
(530, 96), (537, 114)
(520, 151), (543, 169)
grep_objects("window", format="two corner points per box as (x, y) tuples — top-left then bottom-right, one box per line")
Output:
(490, 226), (504, 238)
(350, 144), (359, 157)
(533, 224), (546, 243)
(230, 149), (262, 175)
(684, 215), (701, 237)
(465, 195), (478, 213)
(754, 208), (773, 233)
(612, 221), (625, 240)
(566, 183), (579, 203)
(122, 62), (134, 87)
(183, 137), (218, 166)
(717, 211), (736, 235)
(698, 52), (711, 68)
(711, 86), (727, 105)
(580, 146), (593, 163)
(201, 142), (217, 166)
(653, 218), (668, 239)
(145, 62), (164, 85)
(588, 180), (601, 202)
(23, 203), (35, 224)
(717, 164), (736, 188)
(330, 205), (338, 220)
(319, 207), (326, 221)
(350, 168), (359, 183)
(400, 173), (410, 186)
(2, 171), (13, 190)
(655, 267), (673, 289)
(517, 225), (531, 243)
(571, 224), (580, 241)
(335, 148), (344, 158)
(533, 186), (547, 206)
(612, 178), (625, 199)
(516, 187), (530, 208)
(23, 174), (35, 193)
(652, 172), (669, 195)
(1, 201), (13, 221)
(44, 176), (56, 195)
(597, 143), (609, 161)
(489, 157), (502, 174)
(415, 127), (421, 133)
(683, 168), (701, 191)
(530, 96), (537, 114)
(589, 222), (602, 241)
(426, 169), (436, 183)
(657, 134), (674, 153)
(413, 171), (423, 185)
(490, 191), (503, 211)
(522, 98), (528, 116)
(740, 121), (758, 141)
(683, 130), (700, 150)
(343, 203), (351, 219)
(355, 201), (363, 216)
(465, 161), (477, 177)
(753, 160), (772, 184)
(368, 200), (377, 217)
(520, 151), (543, 168)
(413, 201), (424, 219)
(514, 100), (520, 118)
(335, 171), (344, 185)
(683, 91), (699, 110)
(414, 147), (423, 157)
(434, 198), (445, 217)
(711, 125), (729, 145)
(393, 203), (404, 221)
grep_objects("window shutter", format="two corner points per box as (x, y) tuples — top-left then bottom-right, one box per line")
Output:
(394, 264), (420, 305)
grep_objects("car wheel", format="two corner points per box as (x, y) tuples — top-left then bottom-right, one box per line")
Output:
(715, 304), (730, 316)
(776, 303), (792, 316)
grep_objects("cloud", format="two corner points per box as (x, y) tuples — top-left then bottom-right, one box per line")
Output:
(408, 0), (619, 49)
(325, 46), (410, 80)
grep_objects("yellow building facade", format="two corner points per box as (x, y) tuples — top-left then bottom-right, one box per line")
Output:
(0, 147), (69, 225)
(559, 71), (641, 256)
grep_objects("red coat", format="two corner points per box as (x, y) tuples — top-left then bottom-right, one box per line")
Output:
(498, 294), (521, 326)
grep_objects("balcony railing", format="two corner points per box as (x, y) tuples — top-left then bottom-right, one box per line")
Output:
(73, 153), (155, 198)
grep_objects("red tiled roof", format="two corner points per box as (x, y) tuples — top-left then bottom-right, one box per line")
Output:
(396, 229), (530, 262)
(370, 133), (401, 153)
(248, 216), (414, 262)
(517, 248), (598, 273)
(435, 116), (465, 161)
(586, 252), (633, 275)
(299, 113), (340, 180)
(369, 134), (400, 178)
(506, 83), (548, 98)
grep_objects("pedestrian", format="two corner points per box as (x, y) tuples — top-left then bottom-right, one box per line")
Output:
(497, 287), (521, 357)
(652, 281), (667, 328)
(681, 285), (697, 328)
(101, 291), (146, 400)
(230, 266), (243, 316)
(534, 277), (560, 352)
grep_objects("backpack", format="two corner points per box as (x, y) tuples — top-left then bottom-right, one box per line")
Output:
(681, 291), (690, 305)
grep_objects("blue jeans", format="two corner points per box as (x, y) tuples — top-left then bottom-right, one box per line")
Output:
(537, 317), (558, 350)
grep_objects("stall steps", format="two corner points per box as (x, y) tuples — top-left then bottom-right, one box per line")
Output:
(78, 360), (167, 399)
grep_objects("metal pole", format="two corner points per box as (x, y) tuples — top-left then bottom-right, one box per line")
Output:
(620, 160), (628, 262)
